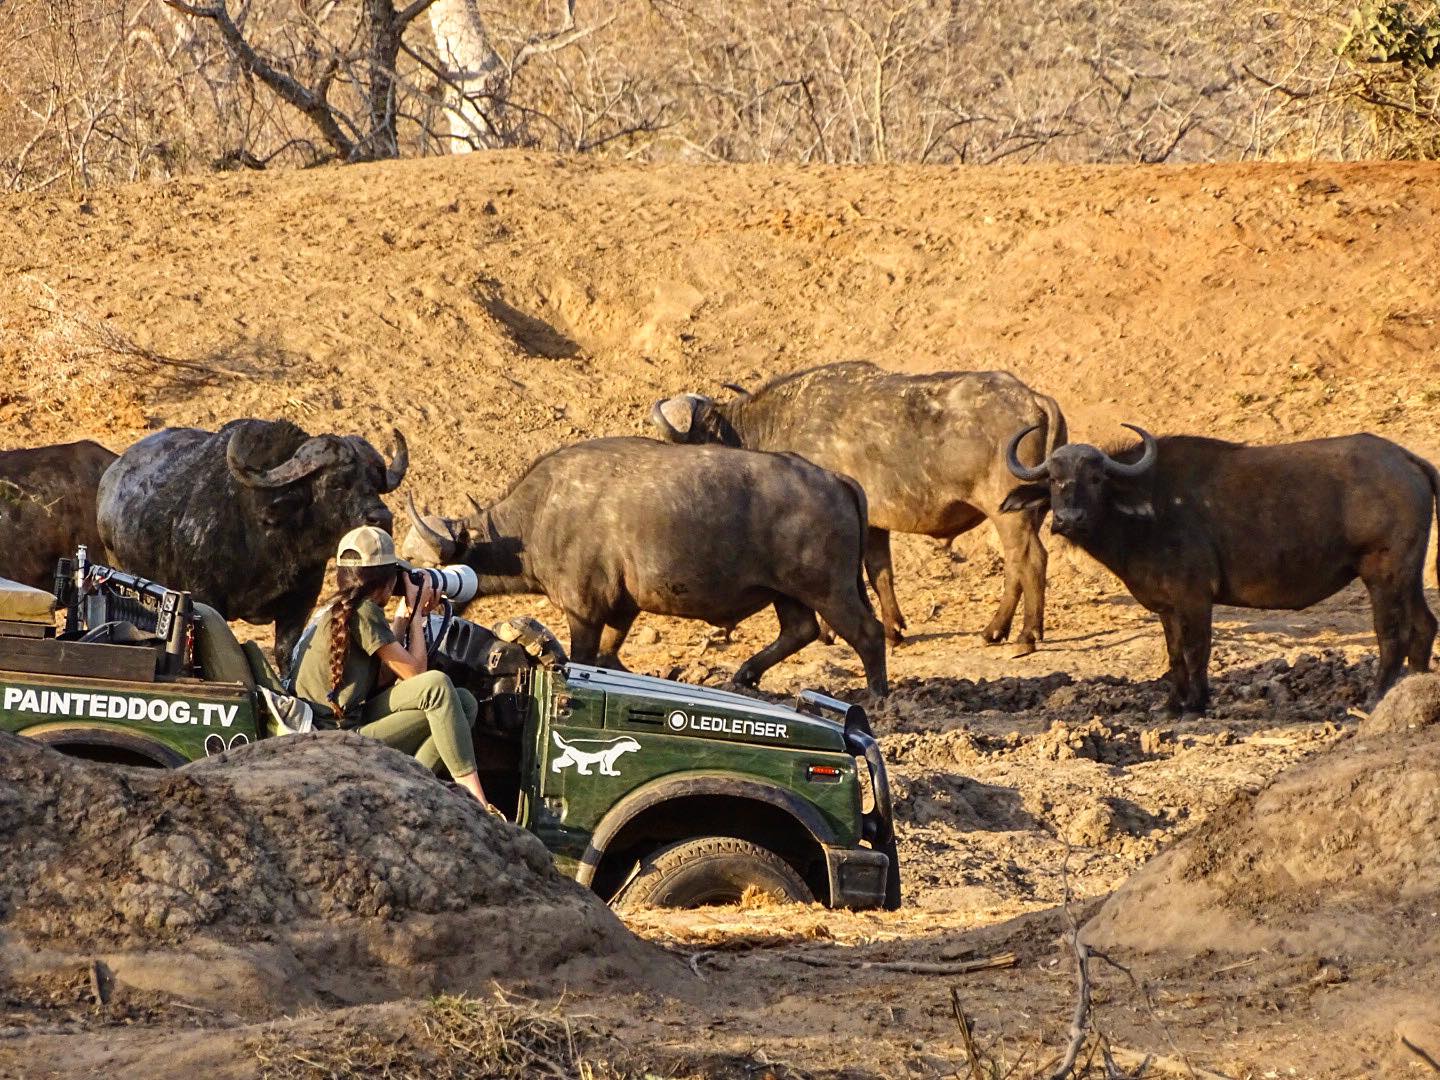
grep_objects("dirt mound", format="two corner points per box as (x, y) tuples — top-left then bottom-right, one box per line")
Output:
(0, 733), (672, 1013)
(1360, 672), (1440, 736)
(1086, 726), (1440, 956)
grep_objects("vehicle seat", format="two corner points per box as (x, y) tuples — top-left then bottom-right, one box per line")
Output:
(241, 640), (285, 694)
(0, 577), (56, 624)
(192, 602), (256, 688)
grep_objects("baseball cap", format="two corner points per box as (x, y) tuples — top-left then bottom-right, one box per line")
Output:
(335, 525), (402, 568)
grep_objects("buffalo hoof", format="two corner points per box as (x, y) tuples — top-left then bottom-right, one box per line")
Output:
(1152, 701), (1184, 720)
(884, 627), (905, 646)
(981, 629), (1011, 646)
(731, 665), (760, 689)
(1181, 708), (1207, 721)
(1011, 640), (1037, 659)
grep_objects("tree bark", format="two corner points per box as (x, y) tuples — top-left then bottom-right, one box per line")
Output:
(424, 0), (500, 153)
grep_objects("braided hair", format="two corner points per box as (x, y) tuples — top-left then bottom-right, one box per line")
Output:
(326, 564), (394, 719)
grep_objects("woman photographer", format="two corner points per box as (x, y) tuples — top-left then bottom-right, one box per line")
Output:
(292, 525), (496, 812)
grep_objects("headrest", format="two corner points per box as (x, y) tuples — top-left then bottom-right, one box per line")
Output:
(0, 578), (57, 624)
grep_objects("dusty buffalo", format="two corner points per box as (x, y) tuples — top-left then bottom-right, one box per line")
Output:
(1001, 426), (1440, 716)
(98, 419), (408, 669)
(651, 361), (1066, 654)
(0, 441), (117, 589)
(399, 437), (887, 695)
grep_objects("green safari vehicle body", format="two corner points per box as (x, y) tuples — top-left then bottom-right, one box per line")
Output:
(0, 567), (899, 910)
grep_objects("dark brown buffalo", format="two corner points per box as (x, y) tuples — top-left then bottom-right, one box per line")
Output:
(97, 419), (408, 670)
(0, 441), (117, 589)
(400, 437), (887, 695)
(651, 361), (1066, 654)
(1002, 426), (1440, 716)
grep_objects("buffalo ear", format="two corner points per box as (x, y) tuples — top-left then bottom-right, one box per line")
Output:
(1001, 485), (1050, 514)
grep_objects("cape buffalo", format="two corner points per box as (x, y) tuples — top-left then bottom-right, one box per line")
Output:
(97, 419), (408, 670)
(0, 441), (117, 590)
(651, 361), (1066, 654)
(399, 437), (888, 695)
(1001, 426), (1440, 716)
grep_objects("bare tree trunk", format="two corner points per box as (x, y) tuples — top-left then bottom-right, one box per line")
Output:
(425, 0), (499, 153)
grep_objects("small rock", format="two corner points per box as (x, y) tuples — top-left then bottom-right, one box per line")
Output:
(1309, 962), (1346, 986)
(633, 626), (661, 646)
(1063, 802), (1116, 847)
(1140, 728), (1171, 755)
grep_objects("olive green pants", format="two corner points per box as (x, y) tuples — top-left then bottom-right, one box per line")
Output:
(358, 670), (480, 779)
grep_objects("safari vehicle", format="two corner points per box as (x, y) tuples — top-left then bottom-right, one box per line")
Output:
(0, 553), (900, 911)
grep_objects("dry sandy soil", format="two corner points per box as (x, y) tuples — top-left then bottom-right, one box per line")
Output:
(2, 155), (1440, 1078)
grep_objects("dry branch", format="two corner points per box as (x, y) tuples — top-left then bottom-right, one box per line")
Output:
(782, 950), (1017, 976)
(1108, 1046), (1236, 1080)
(1049, 847), (1093, 1080)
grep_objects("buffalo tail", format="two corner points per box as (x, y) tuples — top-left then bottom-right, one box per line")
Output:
(837, 474), (876, 617)
(1406, 449), (1440, 590)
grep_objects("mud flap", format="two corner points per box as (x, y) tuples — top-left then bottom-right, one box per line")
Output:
(881, 835), (902, 911)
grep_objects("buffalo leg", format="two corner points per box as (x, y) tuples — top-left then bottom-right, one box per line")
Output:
(1361, 575), (1411, 704)
(566, 614), (604, 666)
(597, 600), (639, 671)
(814, 589), (889, 696)
(983, 510), (1047, 655)
(733, 598), (820, 689)
(864, 527), (907, 645)
(1407, 583), (1437, 674)
(1156, 610), (1186, 717)
(1176, 605), (1213, 718)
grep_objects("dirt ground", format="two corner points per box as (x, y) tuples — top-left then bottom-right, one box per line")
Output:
(2, 155), (1440, 1078)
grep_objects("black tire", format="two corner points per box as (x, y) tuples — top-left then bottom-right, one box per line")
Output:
(612, 836), (815, 910)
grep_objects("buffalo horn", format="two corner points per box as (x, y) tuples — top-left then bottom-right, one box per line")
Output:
(1004, 425), (1050, 482)
(650, 396), (693, 438)
(1101, 425), (1158, 478)
(382, 429), (409, 492)
(231, 434), (345, 489)
(405, 492), (456, 559)
(465, 494), (486, 519)
(720, 382), (753, 399)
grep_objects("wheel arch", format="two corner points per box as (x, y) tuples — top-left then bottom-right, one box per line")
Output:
(21, 723), (187, 769)
(578, 772), (839, 903)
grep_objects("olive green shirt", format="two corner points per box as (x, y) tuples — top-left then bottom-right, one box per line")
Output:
(292, 599), (397, 727)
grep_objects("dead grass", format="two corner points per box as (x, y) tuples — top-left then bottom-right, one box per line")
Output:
(248, 990), (629, 1080)
(0, 276), (263, 444)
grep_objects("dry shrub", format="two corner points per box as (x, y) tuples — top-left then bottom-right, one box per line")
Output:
(0, 277), (247, 443)
(0, 278), (153, 441)
(248, 992), (626, 1080)
(1243, 1), (1440, 160)
(9, 0), (1440, 190)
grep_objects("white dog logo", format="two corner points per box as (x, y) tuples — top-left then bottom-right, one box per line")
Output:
(550, 732), (641, 776)
(204, 732), (251, 757)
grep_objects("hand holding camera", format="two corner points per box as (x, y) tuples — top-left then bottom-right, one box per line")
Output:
(397, 568), (432, 620)
(397, 564), (477, 618)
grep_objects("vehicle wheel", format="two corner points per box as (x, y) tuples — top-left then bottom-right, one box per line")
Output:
(612, 836), (814, 910)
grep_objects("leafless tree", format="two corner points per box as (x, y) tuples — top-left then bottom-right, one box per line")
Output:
(4, 0), (1438, 192)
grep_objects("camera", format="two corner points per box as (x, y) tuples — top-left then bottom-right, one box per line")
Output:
(397, 564), (479, 605)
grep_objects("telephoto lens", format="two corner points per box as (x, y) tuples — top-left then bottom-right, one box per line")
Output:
(420, 564), (479, 604)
